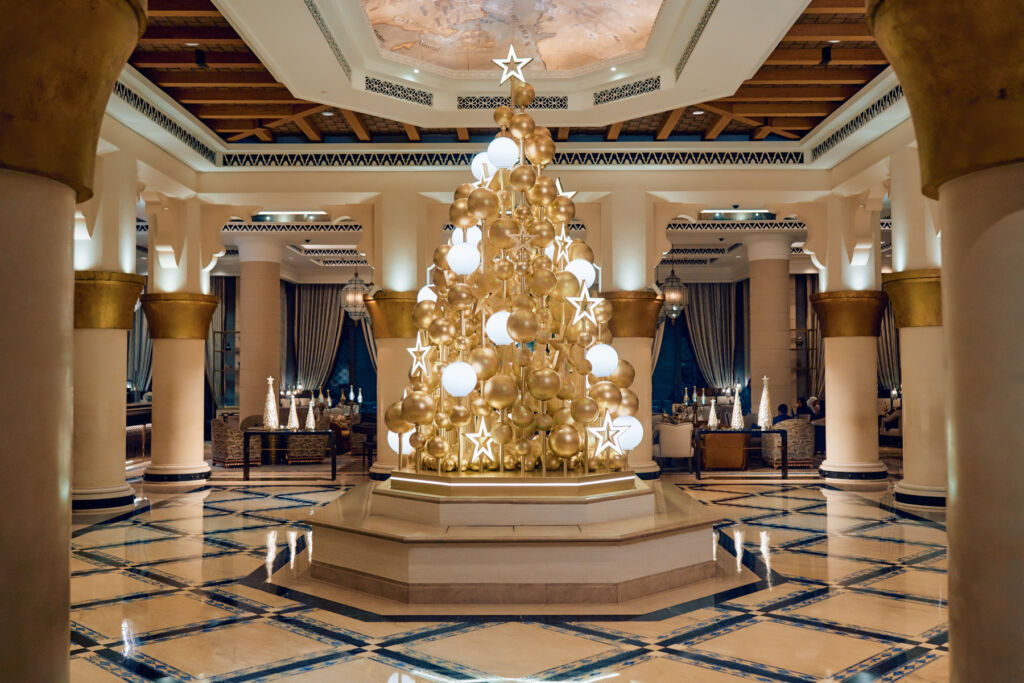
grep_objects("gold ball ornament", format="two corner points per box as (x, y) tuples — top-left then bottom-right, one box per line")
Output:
(469, 346), (500, 381)
(432, 244), (451, 270)
(524, 134), (555, 167)
(409, 432), (426, 450)
(557, 379), (576, 400)
(449, 198), (476, 228)
(449, 403), (473, 427)
(534, 413), (553, 431)
(548, 195), (576, 223)
(509, 112), (535, 139)
(570, 396), (600, 424)
(507, 309), (539, 342)
(512, 81), (535, 108)
(526, 174), (557, 205)
(568, 240), (594, 262)
(434, 411), (452, 429)
(401, 391), (436, 425)
(590, 380), (622, 412)
(467, 187), (500, 220)
(412, 300), (438, 330)
(533, 125), (552, 138)
(548, 424), (582, 458)
(385, 401), (413, 433)
(492, 422), (514, 444)
(510, 403), (535, 429)
(454, 183), (476, 201)
(511, 293), (534, 311)
(493, 105), (513, 128)
(552, 406), (573, 426)
(527, 368), (560, 400)
(487, 218), (517, 249)
(494, 258), (515, 280)
(471, 395), (491, 416)
(610, 359), (636, 388)
(503, 454), (519, 470)
(442, 456), (457, 472)
(617, 387), (639, 416)
(594, 298), (613, 324)
(420, 454), (437, 470)
(513, 346), (532, 366)
(514, 439), (532, 457)
(530, 268), (557, 296)
(482, 373), (518, 409)
(447, 283), (476, 311)
(529, 219), (555, 247)
(431, 268), (449, 294)
(509, 164), (536, 192)
(555, 271), (582, 298)
(427, 317), (455, 345)
(531, 253), (553, 271)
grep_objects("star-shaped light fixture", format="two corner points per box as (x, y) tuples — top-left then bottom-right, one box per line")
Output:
(464, 420), (497, 465)
(407, 332), (432, 376)
(555, 177), (577, 200)
(588, 411), (628, 458)
(566, 287), (603, 326)
(551, 224), (572, 267)
(491, 45), (532, 85)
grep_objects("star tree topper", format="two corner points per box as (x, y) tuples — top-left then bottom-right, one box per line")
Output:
(588, 411), (629, 458)
(567, 287), (603, 325)
(407, 332), (432, 376)
(492, 45), (532, 84)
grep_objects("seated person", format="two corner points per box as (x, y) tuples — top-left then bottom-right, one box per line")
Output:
(795, 397), (812, 417)
(772, 404), (790, 425)
(807, 396), (822, 418)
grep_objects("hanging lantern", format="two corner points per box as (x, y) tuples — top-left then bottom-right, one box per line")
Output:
(342, 271), (370, 321)
(660, 269), (687, 320)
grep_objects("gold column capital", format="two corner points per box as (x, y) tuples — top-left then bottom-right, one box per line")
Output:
(0, 1), (147, 202)
(599, 290), (664, 338)
(141, 292), (218, 340)
(74, 271), (145, 329)
(882, 268), (942, 328)
(365, 290), (417, 339)
(811, 290), (888, 338)
(868, 0), (1024, 198)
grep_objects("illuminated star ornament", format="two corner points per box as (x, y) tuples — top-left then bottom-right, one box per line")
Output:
(551, 224), (572, 266)
(491, 45), (532, 84)
(555, 177), (577, 200)
(588, 412), (629, 458)
(567, 287), (603, 325)
(464, 420), (497, 465)
(407, 332), (432, 376)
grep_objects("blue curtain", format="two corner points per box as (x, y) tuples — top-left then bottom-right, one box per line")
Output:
(652, 318), (707, 414)
(325, 312), (378, 412)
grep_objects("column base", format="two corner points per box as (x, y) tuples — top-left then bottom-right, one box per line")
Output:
(369, 463), (394, 481)
(632, 463), (661, 480)
(71, 484), (137, 512)
(819, 460), (889, 488)
(893, 481), (947, 510)
(143, 463), (211, 484)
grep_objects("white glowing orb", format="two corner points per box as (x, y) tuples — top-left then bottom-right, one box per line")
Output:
(447, 242), (481, 275)
(586, 343), (619, 377)
(612, 415), (644, 450)
(386, 430), (414, 454)
(470, 152), (490, 181)
(486, 136), (519, 170)
(417, 285), (437, 303)
(441, 361), (478, 397)
(450, 226), (466, 245)
(544, 243), (555, 260)
(485, 311), (514, 346)
(466, 225), (483, 245)
(566, 258), (596, 289)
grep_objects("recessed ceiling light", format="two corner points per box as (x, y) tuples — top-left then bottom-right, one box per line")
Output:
(413, 68), (420, 74)
(828, 39), (840, 43)
(322, 111), (335, 116)
(610, 66), (617, 72)
(692, 109), (705, 115)
(185, 42), (200, 47)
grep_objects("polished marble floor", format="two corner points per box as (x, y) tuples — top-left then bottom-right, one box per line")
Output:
(69, 478), (948, 682)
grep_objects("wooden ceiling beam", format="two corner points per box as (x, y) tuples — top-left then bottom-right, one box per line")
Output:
(209, 119), (261, 133)
(751, 126), (773, 140)
(138, 26), (246, 47)
(219, 104), (331, 140)
(403, 123), (421, 142)
(698, 103), (802, 140)
(782, 23), (873, 42)
(294, 116), (323, 143)
(130, 51), (262, 69)
(766, 47), (888, 66)
(702, 112), (732, 141)
(765, 117), (821, 130)
(169, 88), (306, 104)
(341, 110), (370, 141)
(746, 68), (879, 85)
(605, 122), (623, 141)
(655, 108), (684, 141)
(254, 129), (275, 143)
(557, 127), (570, 141)
(719, 85), (858, 102)
(145, 70), (281, 88)
(456, 128), (470, 142)
(803, 0), (866, 13)
(147, 0), (220, 17)
(194, 104), (296, 119)
(731, 102), (835, 117)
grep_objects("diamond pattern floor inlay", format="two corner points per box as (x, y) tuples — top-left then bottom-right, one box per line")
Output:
(68, 479), (950, 681)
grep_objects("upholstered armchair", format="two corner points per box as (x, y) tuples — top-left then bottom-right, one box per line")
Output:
(654, 422), (693, 463)
(211, 414), (260, 468)
(761, 418), (816, 468)
(285, 433), (329, 464)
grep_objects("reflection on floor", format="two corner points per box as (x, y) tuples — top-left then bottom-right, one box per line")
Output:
(69, 477), (948, 682)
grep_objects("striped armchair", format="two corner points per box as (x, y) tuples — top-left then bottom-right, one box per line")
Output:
(211, 415), (260, 468)
(761, 418), (817, 468)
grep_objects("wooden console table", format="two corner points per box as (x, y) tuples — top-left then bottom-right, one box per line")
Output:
(693, 428), (789, 480)
(242, 428), (337, 481)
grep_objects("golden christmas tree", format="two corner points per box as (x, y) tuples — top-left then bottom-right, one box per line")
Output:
(382, 47), (643, 477)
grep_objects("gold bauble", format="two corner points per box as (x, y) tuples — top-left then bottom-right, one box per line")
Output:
(608, 454), (625, 471)
(617, 388), (639, 417)
(442, 456), (457, 472)
(590, 380), (622, 411)
(594, 298), (613, 324)
(447, 283), (476, 311)
(568, 240), (594, 262)
(494, 259), (515, 280)
(515, 261), (531, 275)
(507, 309), (539, 342)
(431, 268), (449, 294)
(522, 454), (537, 471)
(409, 432), (426, 450)
(597, 327), (613, 344)
(509, 112), (535, 139)
(524, 134), (555, 167)
(531, 253), (553, 271)
(493, 105), (513, 128)
(571, 396), (600, 424)
(435, 411), (452, 429)
(488, 218), (517, 249)
(555, 271), (582, 297)
(509, 164), (536, 192)
(449, 197), (476, 228)
(530, 268), (557, 296)
(527, 367), (560, 400)
(455, 183), (476, 201)
(513, 438), (532, 457)
(420, 454), (437, 470)
(482, 373), (518, 409)
(510, 403), (534, 428)
(449, 403), (473, 427)
(468, 346), (499, 381)
(401, 391), (436, 425)
(548, 195), (576, 223)
(492, 422), (514, 444)
(385, 400), (413, 433)
(511, 293), (534, 311)
(433, 244), (451, 270)
(557, 379), (576, 401)
(534, 413), (553, 431)
(412, 300), (438, 330)
(514, 205), (532, 220)
(534, 125), (552, 138)
(427, 317), (455, 345)
(526, 174), (557, 205)
(513, 347), (532, 366)
(610, 359), (636, 388)
(576, 330), (594, 347)
(471, 395), (490, 416)
(467, 187), (500, 220)
(512, 81), (535, 107)
(548, 424), (582, 458)
(552, 406), (573, 426)
(529, 219), (555, 247)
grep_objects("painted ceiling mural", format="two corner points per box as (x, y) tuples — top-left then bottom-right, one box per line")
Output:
(360, 0), (664, 76)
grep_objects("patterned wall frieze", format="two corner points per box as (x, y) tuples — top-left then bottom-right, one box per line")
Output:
(136, 218), (149, 232)
(223, 248), (239, 256)
(457, 95), (568, 110)
(113, 82), (217, 163)
(365, 76), (433, 107)
(287, 246), (363, 257)
(593, 76), (661, 106)
(221, 222), (362, 233)
(811, 86), (904, 160)
(666, 220), (807, 231)
(880, 219), (892, 231)
(675, 0), (719, 80)
(313, 258), (370, 267)
(666, 247), (727, 255)
(553, 150), (805, 166)
(660, 258), (715, 266)
(303, 0), (351, 78)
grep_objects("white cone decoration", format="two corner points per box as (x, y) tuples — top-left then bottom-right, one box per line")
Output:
(707, 398), (719, 430)
(305, 399), (317, 430)
(757, 376), (772, 431)
(263, 377), (280, 429)
(287, 394), (299, 430)
(731, 384), (744, 430)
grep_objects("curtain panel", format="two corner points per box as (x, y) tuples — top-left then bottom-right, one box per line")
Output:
(361, 317), (378, 372)
(127, 301), (152, 394)
(294, 284), (346, 391)
(651, 319), (666, 372)
(877, 302), (901, 391)
(684, 283), (737, 391)
(205, 276), (227, 406)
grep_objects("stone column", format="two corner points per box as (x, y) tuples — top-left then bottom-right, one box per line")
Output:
(870, 2), (1023, 677)
(602, 291), (663, 479)
(746, 234), (796, 407)
(0, 1), (144, 679)
(365, 290), (417, 480)
(811, 291), (889, 485)
(236, 238), (282, 421)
